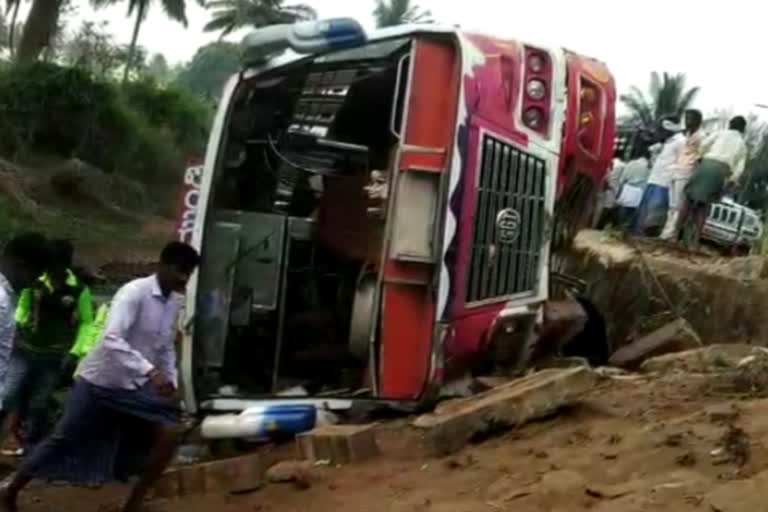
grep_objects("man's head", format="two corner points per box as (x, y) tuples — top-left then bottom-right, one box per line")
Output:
(632, 142), (651, 161)
(157, 241), (200, 295)
(684, 109), (703, 133)
(48, 239), (74, 280)
(1, 233), (50, 291)
(729, 116), (747, 134)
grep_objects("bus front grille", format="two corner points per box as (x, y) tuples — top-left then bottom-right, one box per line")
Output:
(466, 135), (548, 304)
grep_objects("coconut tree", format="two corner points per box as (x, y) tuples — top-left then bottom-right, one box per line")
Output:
(4, 0), (25, 57)
(15, 0), (64, 61)
(620, 72), (700, 131)
(91, 0), (204, 83)
(373, 0), (432, 28)
(0, 11), (6, 53)
(204, 0), (316, 38)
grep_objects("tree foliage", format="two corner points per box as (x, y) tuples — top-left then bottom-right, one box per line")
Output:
(204, 0), (317, 37)
(620, 72), (700, 130)
(373, 0), (432, 28)
(0, 61), (211, 184)
(90, 0), (203, 83)
(143, 52), (171, 83)
(61, 21), (130, 78)
(174, 41), (239, 100)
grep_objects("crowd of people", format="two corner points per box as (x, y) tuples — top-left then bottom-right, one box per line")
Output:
(598, 111), (749, 247)
(0, 234), (200, 512)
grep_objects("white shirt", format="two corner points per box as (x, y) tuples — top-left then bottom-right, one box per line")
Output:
(79, 275), (182, 390)
(603, 159), (627, 208)
(647, 133), (686, 187)
(620, 157), (651, 188)
(701, 129), (748, 182)
(0, 273), (15, 390)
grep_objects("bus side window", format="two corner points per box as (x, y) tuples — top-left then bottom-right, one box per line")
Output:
(728, 210), (737, 224)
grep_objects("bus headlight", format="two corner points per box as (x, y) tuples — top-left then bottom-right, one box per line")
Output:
(528, 54), (545, 73)
(526, 79), (547, 100)
(523, 107), (544, 129)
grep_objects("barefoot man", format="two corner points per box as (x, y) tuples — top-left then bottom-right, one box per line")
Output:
(2, 241), (200, 512)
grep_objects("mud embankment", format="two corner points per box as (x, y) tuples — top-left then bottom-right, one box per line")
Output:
(565, 231), (768, 351)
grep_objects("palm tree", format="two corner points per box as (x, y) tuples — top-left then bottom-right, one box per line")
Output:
(620, 72), (700, 130)
(91, 0), (204, 83)
(4, 0), (24, 57)
(15, 0), (63, 61)
(373, 0), (432, 28)
(204, 0), (317, 38)
(0, 11), (6, 52)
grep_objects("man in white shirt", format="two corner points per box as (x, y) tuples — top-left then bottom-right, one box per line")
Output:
(614, 146), (652, 229)
(3, 241), (200, 512)
(634, 120), (686, 236)
(661, 109), (705, 240)
(596, 157), (626, 229)
(679, 116), (748, 247)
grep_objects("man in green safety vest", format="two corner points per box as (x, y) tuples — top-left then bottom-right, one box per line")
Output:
(69, 301), (110, 373)
(3, 240), (94, 452)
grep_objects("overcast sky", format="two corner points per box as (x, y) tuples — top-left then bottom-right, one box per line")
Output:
(49, 0), (768, 118)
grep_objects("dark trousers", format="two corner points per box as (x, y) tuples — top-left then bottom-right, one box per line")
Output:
(1, 350), (63, 449)
(18, 379), (179, 485)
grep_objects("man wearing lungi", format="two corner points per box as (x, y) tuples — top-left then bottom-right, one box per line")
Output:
(2, 241), (200, 512)
(679, 116), (748, 248)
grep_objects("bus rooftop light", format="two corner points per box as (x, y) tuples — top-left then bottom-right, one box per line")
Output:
(241, 18), (367, 66)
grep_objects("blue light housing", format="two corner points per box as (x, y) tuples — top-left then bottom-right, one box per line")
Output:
(241, 18), (368, 67)
(292, 18), (367, 51)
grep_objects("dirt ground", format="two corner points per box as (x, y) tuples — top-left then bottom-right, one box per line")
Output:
(13, 369), (768, 512)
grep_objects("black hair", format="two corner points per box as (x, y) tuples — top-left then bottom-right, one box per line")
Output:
(730, 116), (747, 133)
(685, 109), (703, 126)
(3, 232), (50, 275)
(632, 143), (651, 161)
(160, 241), (200, 274)
(51, 239), (74, 268)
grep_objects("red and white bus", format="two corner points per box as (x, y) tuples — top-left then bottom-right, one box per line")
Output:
(178, 19), (616, 424)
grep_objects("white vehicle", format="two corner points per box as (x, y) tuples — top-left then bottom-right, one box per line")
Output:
(701, 197), (763, 251)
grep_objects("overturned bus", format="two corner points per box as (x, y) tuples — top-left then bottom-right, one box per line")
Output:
(179, 19), (616, 422)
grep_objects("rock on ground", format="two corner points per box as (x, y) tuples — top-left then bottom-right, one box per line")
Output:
(707, 470), (768, 511)
(414, 367), (598, 455)
(296, 424), (379, 465)
(608, 318), (701, 369)
(640, 344), (765, 374)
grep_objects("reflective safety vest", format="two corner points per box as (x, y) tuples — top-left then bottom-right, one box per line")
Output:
(70, 301), (110, 361)
(70, 301), (112, 378)
(15, 269), (93, 356)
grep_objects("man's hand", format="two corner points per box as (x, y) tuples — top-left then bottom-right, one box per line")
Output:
(59, 354), (78, 385)
(148, 369), (176, 398)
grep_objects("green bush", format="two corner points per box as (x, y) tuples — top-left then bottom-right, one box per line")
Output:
(122, 78), (213, 156)
(0, 61), (211, 185)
